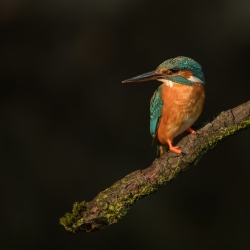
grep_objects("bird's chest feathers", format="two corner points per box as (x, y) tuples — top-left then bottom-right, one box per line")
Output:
(159, 82), (205, 136)
(161, 82), (204, 113)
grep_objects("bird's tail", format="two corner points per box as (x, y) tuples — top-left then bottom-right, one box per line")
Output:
(152, 135), (168, 156)
(157, 145), (168, 157)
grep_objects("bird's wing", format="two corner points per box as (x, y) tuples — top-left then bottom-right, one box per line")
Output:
(150, 85), (163, 138)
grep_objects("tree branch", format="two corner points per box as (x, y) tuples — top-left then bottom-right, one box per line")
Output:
(60, 100), (250, 233)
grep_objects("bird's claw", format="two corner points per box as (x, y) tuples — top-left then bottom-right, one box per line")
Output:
(169, 145), (182, 154)
(187, 128), (196, 134)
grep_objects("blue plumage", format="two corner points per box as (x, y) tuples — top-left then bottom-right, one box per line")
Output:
(150, 85), (163, 138)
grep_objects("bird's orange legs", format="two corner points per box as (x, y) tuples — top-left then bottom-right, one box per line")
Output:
(161, 128), (196, 155)
(167, 139), (181, 154)
(187, 127), (196, 134)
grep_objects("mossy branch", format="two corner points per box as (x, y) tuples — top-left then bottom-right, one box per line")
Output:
(60, 100), (250, 233)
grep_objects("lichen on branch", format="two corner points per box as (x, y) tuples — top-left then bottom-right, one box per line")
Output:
(60, 100), (250, 233)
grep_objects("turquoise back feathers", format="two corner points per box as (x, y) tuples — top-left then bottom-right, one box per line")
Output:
(150, 85), (163, 137)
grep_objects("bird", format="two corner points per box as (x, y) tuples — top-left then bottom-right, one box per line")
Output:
(122, 56), (205, 155)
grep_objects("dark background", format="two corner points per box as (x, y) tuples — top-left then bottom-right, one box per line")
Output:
(1, 0), (250, 249)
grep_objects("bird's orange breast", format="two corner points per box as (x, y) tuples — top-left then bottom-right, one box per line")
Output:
(156, 83), (205, 145)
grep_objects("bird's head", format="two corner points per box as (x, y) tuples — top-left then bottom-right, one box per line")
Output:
(122, 56), (205, 86)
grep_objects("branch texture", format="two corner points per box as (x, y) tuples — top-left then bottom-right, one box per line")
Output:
(60, 100), (250, 233)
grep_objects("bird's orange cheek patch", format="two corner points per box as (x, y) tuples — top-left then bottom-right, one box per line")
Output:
(180, 70), (193, 78)
(157, 68), (168, 74)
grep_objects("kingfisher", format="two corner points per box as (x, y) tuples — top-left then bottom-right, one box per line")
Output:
(122, 56), (205, 155)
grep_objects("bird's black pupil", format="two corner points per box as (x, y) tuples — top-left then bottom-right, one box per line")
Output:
(171, 68), (179, 73)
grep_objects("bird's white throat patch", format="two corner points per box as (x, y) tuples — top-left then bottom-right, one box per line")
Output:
(158, 79), (175, 87)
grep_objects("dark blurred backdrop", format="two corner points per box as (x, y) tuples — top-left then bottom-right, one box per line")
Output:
(1, 0), (250, 249)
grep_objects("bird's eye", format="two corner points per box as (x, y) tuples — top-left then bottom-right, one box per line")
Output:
(170, 68), (179, 73)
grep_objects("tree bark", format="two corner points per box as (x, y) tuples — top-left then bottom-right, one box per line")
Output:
(60, 100), (250, 233)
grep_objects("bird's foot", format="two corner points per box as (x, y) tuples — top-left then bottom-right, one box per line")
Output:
(169, 145), (182, 154)
(187, 127), (196, 134)
(167, 139), (182, 154)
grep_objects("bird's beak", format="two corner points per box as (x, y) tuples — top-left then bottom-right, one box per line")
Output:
(122, 71), (165, 83)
